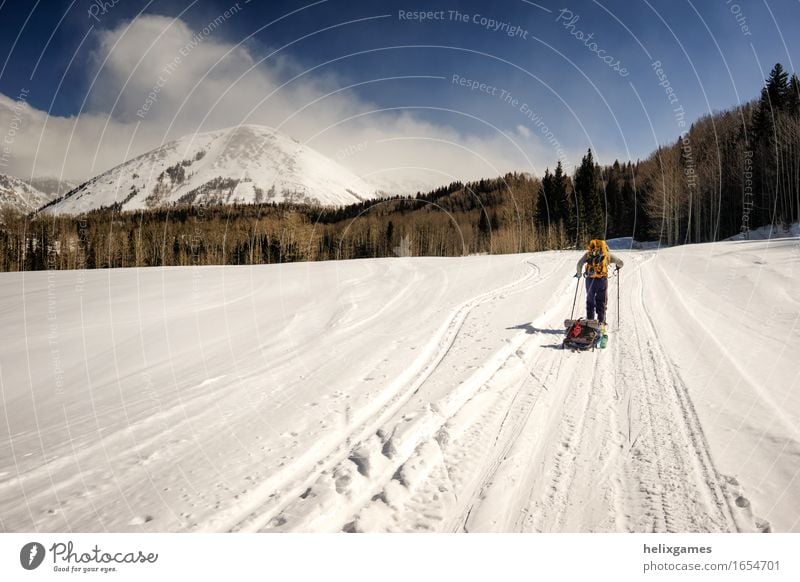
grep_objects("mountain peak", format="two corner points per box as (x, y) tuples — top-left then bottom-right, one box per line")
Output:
(0, 173), (53, 214)
(44, 125), (376, 214)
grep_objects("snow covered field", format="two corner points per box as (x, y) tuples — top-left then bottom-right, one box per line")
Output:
(1, 238), (798, 533)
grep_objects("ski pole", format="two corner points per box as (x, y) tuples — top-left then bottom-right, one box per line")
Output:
(617, 268), (621, 328)
(570, 273), (581, 321)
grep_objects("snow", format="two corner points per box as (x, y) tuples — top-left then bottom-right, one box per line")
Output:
(1, 238), (798, 533)
(44, 125), (377, 214)
(0, 173), (53, 214)
(725, 223), (800, 241)
(24, 177), (78, 198)
(605, 236), (662, 251)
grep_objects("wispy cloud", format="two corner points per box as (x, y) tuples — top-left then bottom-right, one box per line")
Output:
(0, 14), (559, 190)
(516, 124), (532, 138)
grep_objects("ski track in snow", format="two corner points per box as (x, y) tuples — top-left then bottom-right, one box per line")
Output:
(616, 261), (736, 532)
(226, 259), (550, 532)
(1, 240), (798, 532)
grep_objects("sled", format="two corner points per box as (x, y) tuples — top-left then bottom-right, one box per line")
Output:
(562, 319), (606, 351)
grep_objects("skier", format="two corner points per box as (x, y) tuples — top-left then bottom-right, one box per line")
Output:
(574, 239), (623, 325)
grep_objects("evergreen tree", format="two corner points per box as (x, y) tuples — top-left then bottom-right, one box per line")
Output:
(477, 210), (491, 241)
(385, 220), (394, 251)
(604, 161), (622, 237)
(551, 161), (573, 239)
(753, 63), (794, 226)
(535, 168), (554, 225)
(766, 62), (790, 111)
(755, 63), (790, 135)
(787, 73), (800, 117)
(490, 211), (499, 232)
(573, 149), (604, 241)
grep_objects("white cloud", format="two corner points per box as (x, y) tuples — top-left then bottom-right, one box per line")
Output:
(0, 14), (556, 190)
(516, 124), (532, 139)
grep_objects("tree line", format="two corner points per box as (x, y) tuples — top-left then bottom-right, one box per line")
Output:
(533, 63), (799, 247)
(1, 63), (797, 272)
(0, 174), (540, 271)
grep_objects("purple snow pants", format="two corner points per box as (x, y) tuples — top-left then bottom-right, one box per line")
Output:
(585, 277), (608, 323)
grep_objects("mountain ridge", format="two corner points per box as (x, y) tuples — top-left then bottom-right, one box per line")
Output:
(0, 173), (54, 214)
(42, 124), (377, 214)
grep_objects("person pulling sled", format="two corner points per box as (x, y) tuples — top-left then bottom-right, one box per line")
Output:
(563, 239), (623, 351)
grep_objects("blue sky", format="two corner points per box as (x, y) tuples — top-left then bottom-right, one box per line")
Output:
(0, 0), (797, 186)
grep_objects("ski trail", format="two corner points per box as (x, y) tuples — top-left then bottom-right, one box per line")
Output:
(220, 258), (550, 532)
(6, 245), (794, 532)
(655, 262), (800, 445)
(368, 251), (750, 534)
(644, 261), (774, 532)
(297, 266), (606, 533)
(231, 252), (763, 533)
(445, 264), (640, 533)
(615, 261), (740, 532)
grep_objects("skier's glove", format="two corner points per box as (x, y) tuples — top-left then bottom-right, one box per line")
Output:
(573, 273), (581, 278)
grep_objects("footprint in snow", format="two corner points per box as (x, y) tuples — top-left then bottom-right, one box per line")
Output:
(755, 518), (772, 533)
(723, 475), (772, 532)
(129, 515), (154, 526)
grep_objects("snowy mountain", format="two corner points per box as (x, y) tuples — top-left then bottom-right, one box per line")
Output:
(25, 176), (78, 198)
(0, 173), (53, 214)
(43, 124), (377, 214)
